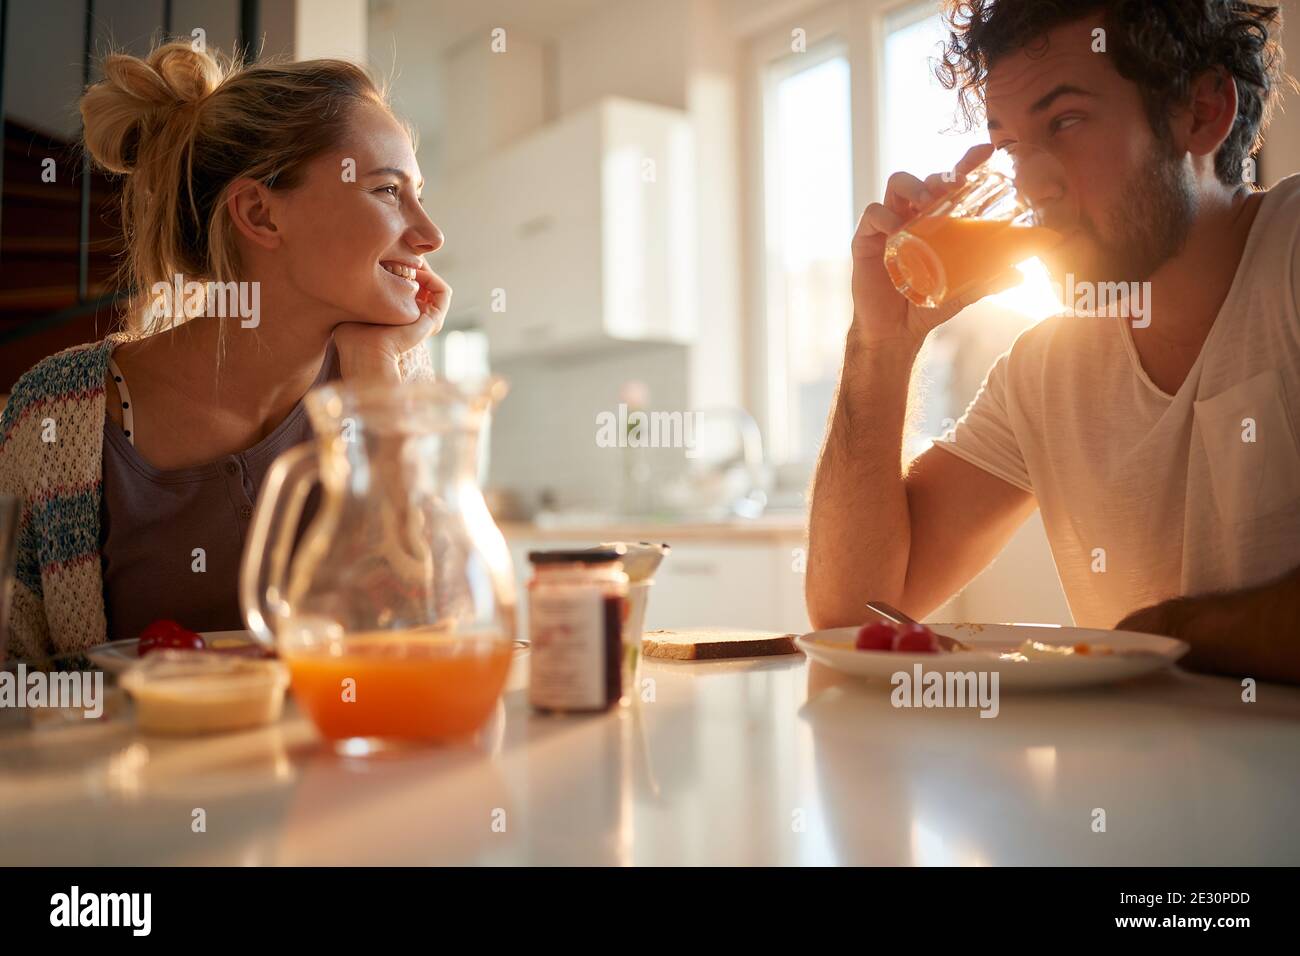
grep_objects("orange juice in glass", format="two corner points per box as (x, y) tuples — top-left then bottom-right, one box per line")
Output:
(884, 145), (1072, 308)
(280, 623), (513, 744)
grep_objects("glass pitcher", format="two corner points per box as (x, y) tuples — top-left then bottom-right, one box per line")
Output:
(240, 376), (516, 746)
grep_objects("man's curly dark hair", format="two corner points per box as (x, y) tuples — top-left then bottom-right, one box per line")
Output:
(934, 1), (1291, 185)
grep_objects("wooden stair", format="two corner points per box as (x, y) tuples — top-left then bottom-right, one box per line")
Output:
(1, 118), (128, 391)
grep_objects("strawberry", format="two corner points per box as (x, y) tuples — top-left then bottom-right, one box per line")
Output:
(855, 621), (898, 651)
(138, 620), (205, 656)
(893, 622), (939, 653)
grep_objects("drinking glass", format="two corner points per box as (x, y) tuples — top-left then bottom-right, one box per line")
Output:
(884, 144), (1076, 308)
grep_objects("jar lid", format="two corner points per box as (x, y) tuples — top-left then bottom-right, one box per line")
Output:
(529, 546), (626, 565)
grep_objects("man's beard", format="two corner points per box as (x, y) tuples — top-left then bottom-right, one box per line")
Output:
(1054, 144), (1198, 287)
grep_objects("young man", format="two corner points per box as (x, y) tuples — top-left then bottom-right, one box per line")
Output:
(807, 1), (1300, 682)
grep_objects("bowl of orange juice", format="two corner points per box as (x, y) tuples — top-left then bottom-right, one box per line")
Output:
(279, 619), (514, 748)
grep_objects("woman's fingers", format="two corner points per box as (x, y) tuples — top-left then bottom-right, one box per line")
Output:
(380, 310), (437, 353)
(404, 311), (437, 345)
(415, 259), (450, 297)
(414, 260), (452, 331)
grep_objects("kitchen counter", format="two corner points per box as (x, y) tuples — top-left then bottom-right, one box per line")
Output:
(499, 513), (807, 543)
(2, 651), (1297, 865)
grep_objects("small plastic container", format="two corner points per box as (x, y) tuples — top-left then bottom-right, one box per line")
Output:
(120, 650), (290, 735)
(623, 580), (652, 684)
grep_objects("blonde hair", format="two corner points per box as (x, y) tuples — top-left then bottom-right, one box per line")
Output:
(80, 41), (396, 335)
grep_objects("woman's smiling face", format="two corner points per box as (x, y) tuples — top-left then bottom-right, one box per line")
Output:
(273, 100), (444, 328)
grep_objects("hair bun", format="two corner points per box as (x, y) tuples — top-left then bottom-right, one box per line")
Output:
(81, 41), (227, 174)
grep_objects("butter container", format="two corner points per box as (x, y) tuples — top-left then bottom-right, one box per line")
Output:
(121, 650), (289, 735)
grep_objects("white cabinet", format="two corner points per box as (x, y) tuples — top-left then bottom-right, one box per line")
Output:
(505, 535), (810, 640)
(645, 543), (808, 633)
(427, 97), (697, 357)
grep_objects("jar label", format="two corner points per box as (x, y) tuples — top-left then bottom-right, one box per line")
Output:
(529, 589), (606, 710)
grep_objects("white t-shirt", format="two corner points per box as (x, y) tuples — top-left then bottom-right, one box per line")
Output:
(934, 174), (1300, 628)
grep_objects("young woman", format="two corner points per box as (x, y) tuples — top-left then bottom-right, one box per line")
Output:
(0, 41), (451, 659)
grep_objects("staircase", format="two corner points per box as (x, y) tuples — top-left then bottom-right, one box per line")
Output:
(1, 118), (128, 393)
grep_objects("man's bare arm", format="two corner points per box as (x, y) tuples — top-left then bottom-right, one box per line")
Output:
(902, 443), (1037, 616)
(805, 331), (1035, 628)
(1116, 563), (1300, 684)
(805, 144), (1035, 630)
(804, 331), (918, 629)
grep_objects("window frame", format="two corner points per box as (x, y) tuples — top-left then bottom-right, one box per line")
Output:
(743, 0), (960, 467)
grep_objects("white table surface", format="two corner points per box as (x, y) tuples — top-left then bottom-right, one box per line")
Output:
(3, 649), (1298, 865)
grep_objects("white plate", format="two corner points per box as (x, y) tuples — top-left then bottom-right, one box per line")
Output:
(796, 622), (1188, 690)
(89, 632), (531, 673)
(88, 630), (257, 674)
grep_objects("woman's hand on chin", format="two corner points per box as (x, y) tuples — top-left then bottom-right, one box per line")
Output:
(335, 265), (451, 383)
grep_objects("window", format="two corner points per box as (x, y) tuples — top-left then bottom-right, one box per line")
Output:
(428, 327), (493, 482)
(878, 5), (986, 201)
(434, 328), (491, 383)
(880, 4), (986, 460)
(758, 45), (855, 465)
(750, 1), (1060, 469)
(879, 5), (1061, 457)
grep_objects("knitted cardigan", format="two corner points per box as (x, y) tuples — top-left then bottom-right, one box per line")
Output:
(0, 333), (434, 662)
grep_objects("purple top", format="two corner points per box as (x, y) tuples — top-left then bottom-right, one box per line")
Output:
(100, 346), (340, 641)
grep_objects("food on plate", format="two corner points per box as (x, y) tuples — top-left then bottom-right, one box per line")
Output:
(642, 628), (800, 660)
(853, 620), (941, 653)
(136, 620), (275, 659)
(1072, 641), (1114, 655)
(205, 635), (277, 659)
(120, 650), (289, 735)
(895, 622), (941, 653)
(1016, 640), (1073, 660)
(841, 623), (1138, 660)
(855, 621), (897, 651)
(1003, 639), (1117, 661)
(138, 619), (206, 655)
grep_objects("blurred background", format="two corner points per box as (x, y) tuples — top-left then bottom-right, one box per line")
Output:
(2, 0), (1298, 633)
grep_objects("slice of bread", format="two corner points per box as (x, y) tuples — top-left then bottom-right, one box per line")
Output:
(642, 628), (802, 661)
